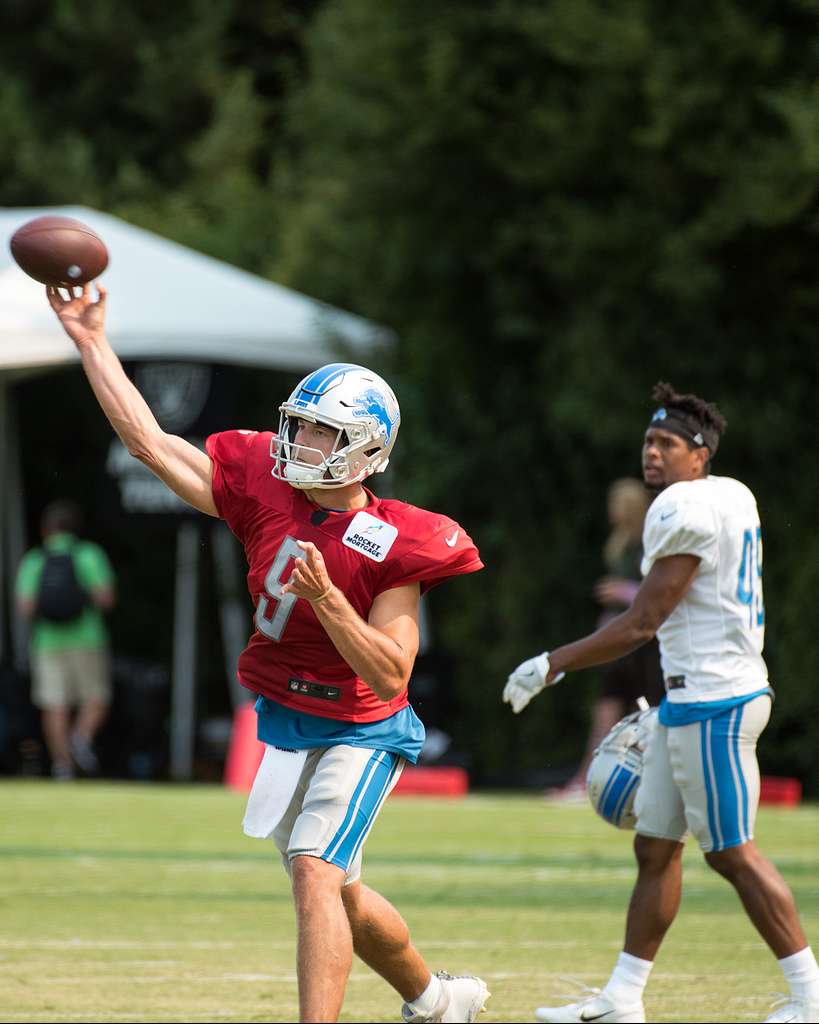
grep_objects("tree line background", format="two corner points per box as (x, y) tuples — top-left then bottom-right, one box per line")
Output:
(2, 0), (818, 791)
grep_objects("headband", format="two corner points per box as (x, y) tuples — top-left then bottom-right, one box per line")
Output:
(649, 406), (719, 458)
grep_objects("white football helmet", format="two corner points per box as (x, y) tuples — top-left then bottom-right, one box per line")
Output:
(586, 702), (658, 830)
(272, 362), (400, 490)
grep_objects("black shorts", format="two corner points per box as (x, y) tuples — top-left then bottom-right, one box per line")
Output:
(599, 638), (664, 709)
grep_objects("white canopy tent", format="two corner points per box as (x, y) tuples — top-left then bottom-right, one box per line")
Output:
(0, 205), (392, 778)
(0, 205), (388, 373)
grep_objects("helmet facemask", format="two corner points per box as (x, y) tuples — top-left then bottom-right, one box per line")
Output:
(271, 414), (373, 488)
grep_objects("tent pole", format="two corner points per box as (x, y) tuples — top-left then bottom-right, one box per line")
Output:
(169, 520), (199, 781)
(211, 522), (250, 710)
(0, 376), (7, 664)
(1, 382), (29, 672)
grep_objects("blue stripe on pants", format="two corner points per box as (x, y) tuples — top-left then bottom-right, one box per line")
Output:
(711, 708), (740, 848)
(701, 706), (749, 851)
(322, 751), (385, 862)
(344, 757), (401, 868)
(731, 704), (750, 841)
(321, 751), (398, 871)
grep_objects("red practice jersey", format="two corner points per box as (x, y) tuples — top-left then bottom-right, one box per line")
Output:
(206, 430), (483, 722)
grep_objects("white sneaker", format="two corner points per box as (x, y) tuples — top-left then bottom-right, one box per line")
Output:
(50, 758), (75, 781)
(535, 989), (645, 1023)
(763, 994), (819, 1023)
(70, 734), (100, 775)
(401, 970), (490, 1023)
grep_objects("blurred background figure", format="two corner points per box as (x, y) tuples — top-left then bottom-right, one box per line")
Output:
(14, 500), (116, 780)
(548, 478), (663, 800)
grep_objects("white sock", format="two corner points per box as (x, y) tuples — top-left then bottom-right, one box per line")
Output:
(779, 947), (819, 1002)
(407, 973), (443, 1015)
(603, 951), (654, 1004)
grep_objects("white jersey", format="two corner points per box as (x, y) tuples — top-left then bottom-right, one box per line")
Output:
(641, 475), (768, 703)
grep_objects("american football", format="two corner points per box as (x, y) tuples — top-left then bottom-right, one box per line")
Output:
(9, 215), (108, 286)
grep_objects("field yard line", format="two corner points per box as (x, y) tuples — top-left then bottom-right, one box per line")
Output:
(2, 969), (769, 984)
(0, 936), (763, 951)
(8, 973), (300, 984)
(0, 938), (262, 949)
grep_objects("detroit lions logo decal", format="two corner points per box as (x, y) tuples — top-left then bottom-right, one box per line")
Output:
(353, 388), (398, 443)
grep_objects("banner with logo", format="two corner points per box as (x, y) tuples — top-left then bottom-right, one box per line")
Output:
(102, 362), (237, 518)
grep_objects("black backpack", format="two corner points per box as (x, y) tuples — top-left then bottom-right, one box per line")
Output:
(35, 549), (89, 624)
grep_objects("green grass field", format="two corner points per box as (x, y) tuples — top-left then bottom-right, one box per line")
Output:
(0, 782), (816, 1023)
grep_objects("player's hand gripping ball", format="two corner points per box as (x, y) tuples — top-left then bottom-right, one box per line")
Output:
(9, 215), (108, 286)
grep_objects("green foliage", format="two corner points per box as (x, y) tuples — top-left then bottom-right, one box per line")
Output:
(273, 0), (819, 785)
(0, 0), (315, 269)
(4, 0), (819, 787)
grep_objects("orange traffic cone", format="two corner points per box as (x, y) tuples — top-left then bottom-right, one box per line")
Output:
(224, 702), (265, 792)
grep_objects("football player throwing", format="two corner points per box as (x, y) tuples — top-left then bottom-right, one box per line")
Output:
(47, 283), (490, 1024)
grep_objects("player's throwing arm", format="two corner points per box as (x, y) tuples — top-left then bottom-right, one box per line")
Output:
(46, 284), (217, 517)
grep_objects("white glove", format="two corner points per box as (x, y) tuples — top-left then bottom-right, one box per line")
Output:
(502, 651), (565, 714)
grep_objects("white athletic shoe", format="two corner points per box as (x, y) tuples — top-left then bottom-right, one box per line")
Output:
(535, 989), (645, 1023)
(70, 734), (100, 775)
(763, 994), (819, 1023)
(401, 970), (490, 1023)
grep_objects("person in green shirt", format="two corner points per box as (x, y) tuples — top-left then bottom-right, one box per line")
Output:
(15, 500), (116, 780)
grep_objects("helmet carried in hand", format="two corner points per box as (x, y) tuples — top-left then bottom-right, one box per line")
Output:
(586, 703), (658, 829)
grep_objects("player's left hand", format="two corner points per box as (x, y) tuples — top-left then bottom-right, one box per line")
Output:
(502, 652), (565, 714)
(280, 541), (334, 603)
(594, 575), (640, 607)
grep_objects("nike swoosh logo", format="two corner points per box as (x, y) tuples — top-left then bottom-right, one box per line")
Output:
(660, 509), (677, 521)
(445, 530), (459, 547)
(580, 1012), (616, 1022)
